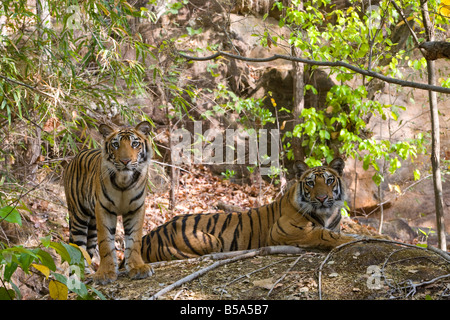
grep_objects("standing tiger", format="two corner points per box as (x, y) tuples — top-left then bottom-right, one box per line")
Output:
(64, 121), (154, 284)
(141, 158), (359, 262)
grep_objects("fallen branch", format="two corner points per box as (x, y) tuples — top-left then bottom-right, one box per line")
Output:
(147, 245), (305, 300)
(427, 243), (450, 262)
(177, 50), (450, 94)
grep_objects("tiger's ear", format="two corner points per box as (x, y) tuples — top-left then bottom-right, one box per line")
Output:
(293, 161), (310, 178)
(329, 158), (345, 176)
(135, 121), (152, 136)
(99, 124), (115, 138)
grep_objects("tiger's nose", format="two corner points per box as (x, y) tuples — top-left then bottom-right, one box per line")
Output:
(120, 158), (131, 165)
(316, 195), (328, 203)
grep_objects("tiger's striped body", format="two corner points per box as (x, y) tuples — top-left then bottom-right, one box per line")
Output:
(64, 121), (154, 284)
(142, 158), (357, 262)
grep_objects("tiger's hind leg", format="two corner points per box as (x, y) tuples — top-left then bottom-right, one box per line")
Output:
(86, 218), (99, 270)
(68, 210), (98, 274)
(68, 210), (92, 254)
(93, 206), (118, 285)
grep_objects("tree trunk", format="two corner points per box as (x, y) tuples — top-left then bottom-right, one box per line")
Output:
(419, 41), (450, 60)
(158, 82), (178, 211)
(420, 0), (447, 251)
(289, 1), (305, 162)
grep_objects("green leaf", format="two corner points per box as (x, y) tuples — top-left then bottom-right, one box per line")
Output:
(389, 157), (401, 174)
(356, 43), (369, 58)
(36, 249), (56, 271)
(18, 251), (35, 273)
(89, 287), (107, 300)
(390, 111), (398, 121)
(186, 27), (203, 36)
(413, 169), (421, 181)
(0, 206), (22, 226)
(40, 235), (51, 248)
(3, 262), (18, 282)
(51, 272), (68, 286)
(0, 287), (15, 300)
(68, 276), (89, 299)
(305, 84), (318, 95)
(362, 155), (370, 170)
(372, 173), (384, 186)
(319, 130), (330, 140)
(304, 121), (316, 136)
(62, 243), (82, 265)
(50, 242), (71, 264)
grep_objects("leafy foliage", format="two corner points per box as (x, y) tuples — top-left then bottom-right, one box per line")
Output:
(0, 232), (104, 300)
(0, 0), (165, 300)
(268, 0), (449, 183)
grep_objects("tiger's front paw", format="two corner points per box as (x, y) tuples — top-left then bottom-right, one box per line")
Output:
(93, 269), (117, 285)
(128, 264), (154, 280)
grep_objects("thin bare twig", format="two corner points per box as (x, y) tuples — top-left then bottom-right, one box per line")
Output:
(267, 254), (303, 297)
(0, 75), (56, 100)
(217, 256), (294, 298)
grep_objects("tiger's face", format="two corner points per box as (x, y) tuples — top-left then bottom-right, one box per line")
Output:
(292, 158), (346, 227)
(99, 121), (152, 172)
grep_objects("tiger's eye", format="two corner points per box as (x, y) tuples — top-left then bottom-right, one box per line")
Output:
(111, 142), (119, 149)
(306, 181), (314, 187)
(132, 141), (140, 148)
(326, 178), (334, 185)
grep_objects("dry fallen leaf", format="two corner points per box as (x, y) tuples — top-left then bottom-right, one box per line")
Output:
(253, 278), (275, 290)
(329, 273), (339, 278)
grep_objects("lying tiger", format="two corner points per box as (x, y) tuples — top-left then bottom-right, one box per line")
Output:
(141, 158), (360, 262)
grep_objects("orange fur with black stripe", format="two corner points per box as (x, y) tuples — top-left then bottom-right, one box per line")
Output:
(64, 121), (154, 284)
(142, 158), (358, 262)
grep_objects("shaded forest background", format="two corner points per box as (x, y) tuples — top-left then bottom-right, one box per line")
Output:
(0, 0), (449, 300)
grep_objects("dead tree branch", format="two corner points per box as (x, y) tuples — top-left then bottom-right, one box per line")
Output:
(147, 245), (305, 300)
(176, 50), (450, 94)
